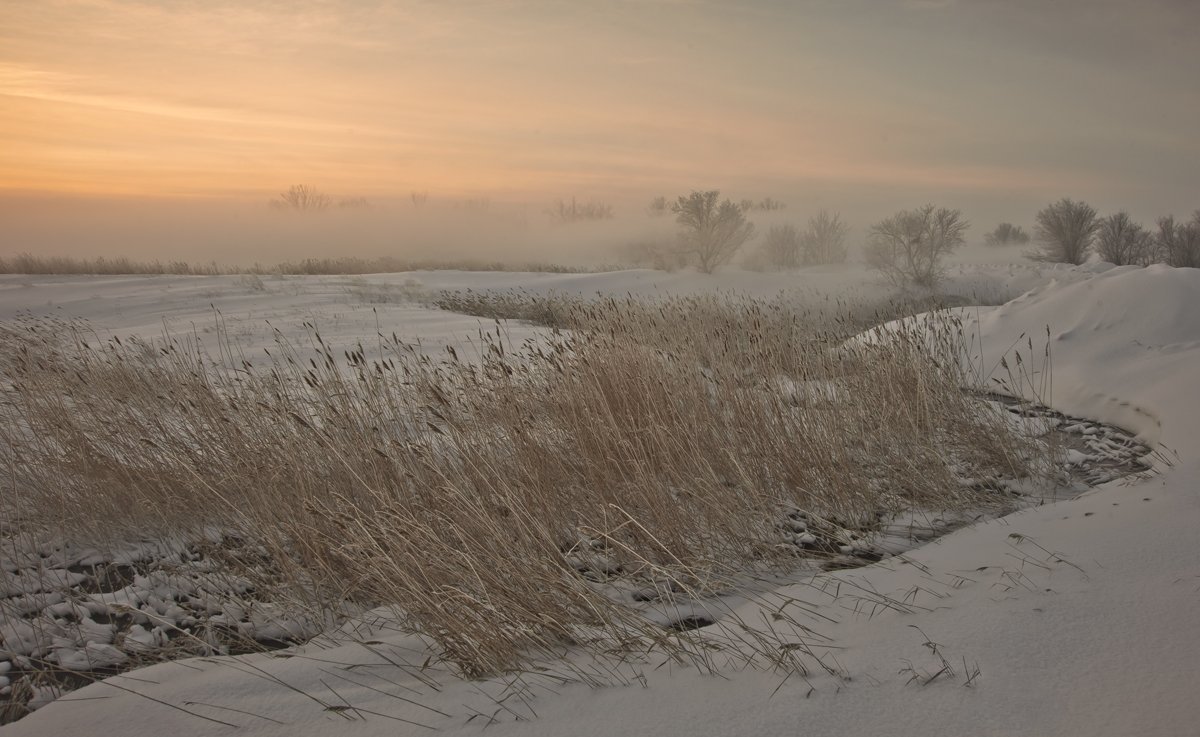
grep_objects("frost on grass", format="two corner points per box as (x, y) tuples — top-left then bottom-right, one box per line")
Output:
(0, 293), (1152, 721)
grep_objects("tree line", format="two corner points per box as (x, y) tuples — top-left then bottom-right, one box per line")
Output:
(864, 198), (1199, 288)
(269, 183), (1199, 282)
(671, 193), (1200, 283)
(1024, 199), (1199, 268)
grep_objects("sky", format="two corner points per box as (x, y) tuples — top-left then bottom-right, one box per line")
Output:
(1, 0), (1198, 261)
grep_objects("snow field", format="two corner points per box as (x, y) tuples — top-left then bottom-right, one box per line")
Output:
(1, 262), (1197, 736)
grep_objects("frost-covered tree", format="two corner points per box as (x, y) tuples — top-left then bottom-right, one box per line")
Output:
(671, 190), (756, 274)
(1030, 198), (1099, 264)
(865, 205), (968, 288)
(802, 210), (849, 264)
(1095, 212), (1153, 266)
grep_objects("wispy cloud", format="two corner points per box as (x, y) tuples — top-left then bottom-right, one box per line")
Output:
(0, 0), (1195, 219)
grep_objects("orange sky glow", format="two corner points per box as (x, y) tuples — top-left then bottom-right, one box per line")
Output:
(2, 0), (1197, 220)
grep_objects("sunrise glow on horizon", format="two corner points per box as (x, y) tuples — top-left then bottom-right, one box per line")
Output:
(1, 0), (1197, 216)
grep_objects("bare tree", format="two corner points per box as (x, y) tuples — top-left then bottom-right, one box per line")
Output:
(337, 197), (370, 210)
(802, 210), (849, 264)
(865, 205), (969, 288)
(1156, 213), (1200, 267)
(672, 190), (756, 274)
(270, 184), (333, 212)
(984, 223), (1031, 247)
(1030, 198), (1099, 264)
(411, 191), (429, 208)
(761, 224), (803, 268)
(546, 196), (615, 223)
(1095, 212), (1153, 266)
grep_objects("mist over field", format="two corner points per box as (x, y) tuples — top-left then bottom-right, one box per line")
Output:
(3, 2), (1200, 736)
(0, 187), (995, 264)
(0, 185), (1186, 270)
(0, 193), (680, 267)
(3, 1), (1197, 269)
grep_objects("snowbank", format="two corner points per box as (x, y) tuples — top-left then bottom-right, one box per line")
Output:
(973, 264), (1200, 447)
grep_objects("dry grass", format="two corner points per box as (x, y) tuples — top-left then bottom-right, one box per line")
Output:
(433, 288), (982, 341)
(0, 296), (1045, 682)
(0, 253), (596, 276)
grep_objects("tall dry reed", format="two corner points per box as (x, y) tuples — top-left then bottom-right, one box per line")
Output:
(0, 296), (1043, 678)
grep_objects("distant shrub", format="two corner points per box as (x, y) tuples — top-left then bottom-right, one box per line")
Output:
(983, 223), (1031, 247)
(1029, 199), (1099, 264)
(1155, 213), (1200, 268)
(547, 197), (615, 223)
(269, 184), (332, 212)
(744, 211), (849, 271)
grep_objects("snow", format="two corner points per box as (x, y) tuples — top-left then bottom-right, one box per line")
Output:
(0, 257), (1091, 360)
(50, 643), (127, 672)
(3, 263), (1200, 736)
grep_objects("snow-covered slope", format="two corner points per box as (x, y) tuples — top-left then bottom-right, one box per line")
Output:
(969, 264), (1200, 450)
(4, 265), (1199, 737)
